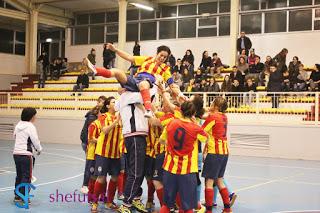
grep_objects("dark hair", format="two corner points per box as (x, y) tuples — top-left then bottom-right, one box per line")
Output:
(21, 107), (37, 121)
(192, 95), (205, 119)
(91, 105), (102, 116)
(157, 45), (171, 56)
(181, 101), (196, 118)
(202, 51), (208, 58)
(98, 95), (107, 102)
(212, 52), (217, 57)
(316, 64), (320, 71)
(101, 96), (115, 112)
(213, 97), (228, 113)
(255, 56), (260, 59)
(293, 56), (299, 61)
(270, 62), (278, 68)
(177, 58), (181, 61)
(186, 49), (193, 56)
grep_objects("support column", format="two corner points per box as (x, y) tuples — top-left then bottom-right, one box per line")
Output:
(230, 0), (239, 67)
(117, 0), (127, 71)
(27, 9), (38, 74)
(25, 20), (30, 74)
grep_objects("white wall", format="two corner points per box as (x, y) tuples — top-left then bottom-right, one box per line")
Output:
(65, 29), (320, 68)
(0, 53), (25, 90)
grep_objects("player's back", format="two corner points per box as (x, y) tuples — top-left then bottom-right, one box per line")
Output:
(207, 112), (228, 141)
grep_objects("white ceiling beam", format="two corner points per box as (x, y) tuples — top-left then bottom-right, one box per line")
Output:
(31, 0), (79, 4)
(0, 7), (28, 20)
(3, 0), (30, 13)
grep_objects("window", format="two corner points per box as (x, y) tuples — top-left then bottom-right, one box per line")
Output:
(0, 28), (13, 53)
(265, 11), (287, 33)
(107, 11), (118, 22)
(241, 0), (259, 11)
(316, 9), (320, 18)
(76, 14), (89, 25)
(267, 0), (287, 9)
(199, 18), (216, 26)
(61, 41), (65, 58)
(51, 42), (59, 60)
(106, 34), (118, 43)
(127, 10), (139, 21)
(198, 28), (217, 37)
(140, 22), (157, 40)
(16, 31), (25, 42)
(74, 27), (88, 45)
(90, 13), (105, 24)
(219, 0), (230, 13)
(198, 2), (217, 14)
(107, 25), (118, 33)
(289, 0), (312, 7)
(241, 14), (261, 34)
(15, 43), (25, 55)
(178, 19), (196, 38)
(40, 31), (60, 40)
(159, 20), (176, 39)
(161, 6), (177, 17)
(140, 10), (154, 19)
(90, 26), (104, 44)
(219, 16), (230, 36)
(315, 20), (320, 30)
(289, 10), (312, 31)
(316, 0), (320, 5)
(178, 4), (196, 16)
(126, 23), (138, 42)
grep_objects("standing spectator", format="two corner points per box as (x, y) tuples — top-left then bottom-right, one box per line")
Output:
(181, 68), (192, 91)
(237, 31), (252, 55)
(205, 78), (220, 92)
(243, 78), (256, 106)
(294, 64), (308, 91)
(37, 51), (49, 74)
(248, 56), (264, 83)
(72, 68), (89, 96)
(221, 75), (232, 92)
(103, 43), (116, 69)
(288, 56), (301, 87)
(133, 41), (140, 56)
(87, 48), (96, 80)
(37, 58), (45, 88)
(182, 49), (194, 65)
(264, 55), (273, 69)
(247, 49), (257, 65)
(199, 51), (212, 71)
(309, 64), (320, 91)
(273, 48), (288, 72)
(173, 58), (183, 74)
(267, 64), (283, 108)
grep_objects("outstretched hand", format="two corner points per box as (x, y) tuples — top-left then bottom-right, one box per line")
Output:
(107, 43), (116, 52)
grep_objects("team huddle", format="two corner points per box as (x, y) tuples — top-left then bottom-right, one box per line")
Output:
(80, 44), (237, 213)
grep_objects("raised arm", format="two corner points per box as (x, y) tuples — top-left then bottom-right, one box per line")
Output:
(107, 43), (135, 64)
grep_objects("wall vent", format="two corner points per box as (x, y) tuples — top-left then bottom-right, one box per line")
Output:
(230, 133), (270, 150)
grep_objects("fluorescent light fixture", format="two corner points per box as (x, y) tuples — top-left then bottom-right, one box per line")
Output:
(130, 2), (154, 11)
(46, 38), (53, 43)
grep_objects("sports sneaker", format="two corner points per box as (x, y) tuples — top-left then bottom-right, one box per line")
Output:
(229, 193), (237, 207)
(144, 110), (153, 118)
(194, 204), (205, 213)
(118, 204), (132, 213)
(118, 194), (125, 200)
(91, 203), (98, 213)
(132, 199), (148, 213)
(85, 58), (97, 75)
(14, 195), (21, 202)
(145, 201), (155, 211)
(80, 186), (89, 194)
(222, 208), (232, 213)
(105, 202), (119, 210)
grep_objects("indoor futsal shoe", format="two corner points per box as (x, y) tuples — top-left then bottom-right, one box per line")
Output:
(229, 193), (237, 207)
(90, 203), (98, 213)
(118, 204), (132, 213)
(105, 202), (119, 210)
(144, 110), (153, 118)
(14, 195), (21, 202)
(132, 199), (148, 213)
(117, 194), (124, 200)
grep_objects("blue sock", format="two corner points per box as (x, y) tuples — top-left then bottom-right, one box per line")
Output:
(197, 184), (201, 202)
(213, 186), (218, 203)
(223, 179), (233, 195)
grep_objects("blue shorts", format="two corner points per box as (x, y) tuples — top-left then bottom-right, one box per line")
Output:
(163, 170), (198, 210)
(152, 153), (165, 182)
(120, 74), (154, 92)
(94, 155), (121, 177)
(144, 156), (155, 178)
(202, 154), (228, 179)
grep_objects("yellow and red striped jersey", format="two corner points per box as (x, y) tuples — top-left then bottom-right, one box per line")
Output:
(202, 112), (229, 155)
(86, 120), (101, 160)
(95, 112), (123, 159)
(161, 118), (208, 175)
(146, 124), (163, 158)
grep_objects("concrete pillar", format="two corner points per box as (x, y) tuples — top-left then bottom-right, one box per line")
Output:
(25, 20), (30, 74)
(117, 0), (127, 70)
(230, 0), (240, 67)
(27, 9), (38, 74)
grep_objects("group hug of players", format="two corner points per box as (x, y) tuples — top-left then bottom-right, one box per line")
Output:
(81, 43), (237, 213)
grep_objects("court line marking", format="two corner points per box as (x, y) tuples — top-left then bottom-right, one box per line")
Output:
(273, 210), (320, 213)
(0, 160), (82, 171)
(229, 161), (320, 171)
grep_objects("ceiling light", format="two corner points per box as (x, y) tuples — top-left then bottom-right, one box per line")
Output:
(46, 38), (52, 43)
(130, 3), (154, 11)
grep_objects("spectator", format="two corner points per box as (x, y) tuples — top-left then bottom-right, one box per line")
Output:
(37, 58), (45, 88)
(133, 41), (140, 56)
(273, 48), (288, 72)
(265, 55), (273, 68)
(247, 49), (257, 65)
(221, 75), (232, 92)
(196, 79), (207, 92)
(230, 65), (245, 88)
(172, 71), (182, 88)
(294, 64), (308, 91)
(181, 68), (192, 91)
(199, 51), (212, 71)
(50, 58), (63, 80)
(37, 51), (49, 74)
(237, 56), (249, 74)
(62, 58), (68, 74)
(244, 78), (256, 106)
(288, 56), (301, 87)
(173, 58), (183, 74)
(309, 64), (320, 91)
(182, 49), (194, 65)
(72, 67), (89, 96)
(183, 60), (194, 76)
(267, 64), (283, 108)
(213, 66), (223, 79)
(211, 52), (223, 74)
(186, 79), (196, 92)
(237, 49), (248, 63)
(231, 79), (242, 107)
(237, 31), (252, 55)
(248, 56), (264, 83)
(103, 43), (116, 69)
(194, 69), (203, 84)
(168, 54), (176, 69)
(282, 70), (291, 91)
(205, 77), (220, 92)
(87, 48), (96, 66)
(259, 67), (270, 87)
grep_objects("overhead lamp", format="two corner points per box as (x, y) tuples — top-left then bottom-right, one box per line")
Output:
(130, 2), (154, 11)
(46, 38), (53, 43)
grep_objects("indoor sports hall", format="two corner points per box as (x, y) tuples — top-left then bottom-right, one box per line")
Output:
(0, 0), (320, 213)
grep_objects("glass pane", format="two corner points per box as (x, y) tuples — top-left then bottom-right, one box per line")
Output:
(15, 43), (25, 55)
(198, 2), (217, 14)
(0, 0), (4, 7)
(316, 0), (320, 5)
(241, 14), (261, 34)
(51, 42), (59, 60)
(316, 9), (320, 18)
(178, 4), (196, 16)
(289, 10), (312, 31)
(219, 0), (230, 13)
(107, 11), (118, 22)
(141, 10), (154, 19)
(161, 6), (177, 17)
(126, 23), (138, 42)
(127, 10), (139, 21)
(90, 12), (105, 24)
(106, 34), (118, 43)
(198, 28), (217, 37)
(289, 0), (312, 7)
(265, 11), (287, 33)
(315, 20), (320, 30)
(107, 25), (118, 33)
(0, 28), (13, 53)
(40, 31), (60, 40)
(77, 14), (89, 25)
(16, 31), (25, 42)
(261, 0), (267, 9)
(267, 0), (287, 8)
(241, 0), (259, 11)
(140, 22), (157, 41)
(219, 16), (230, 36)
(159, 20), (176, 39)
(74, 27), (88, 45)
(90, 26), (104, 44)
(178, 19), (196, 38)
(199, 18), (217, 26)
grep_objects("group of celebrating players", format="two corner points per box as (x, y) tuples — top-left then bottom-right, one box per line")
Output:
(81, 43), (237, 213)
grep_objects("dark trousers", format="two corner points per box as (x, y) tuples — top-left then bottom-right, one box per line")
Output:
(123, 135), (146, 204)
(13, 155), (32, 196)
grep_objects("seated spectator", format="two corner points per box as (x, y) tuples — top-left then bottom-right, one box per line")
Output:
(211, 52), (222, 70)
(248, 56), (264, 83)
(62, 58), (68, 74)
(172, 71), (182, 88)
(237, 56), (249, 74)
(231, 79), (243, 107)
(221, 75), (232, 92)
(282, 70), (291, 91)
(273, 48), (288, 73)
(244, 78), (256, 105)
(259, 67), (270, 87)
(182, 49), (194, 65)
(194, 69), (203, 84)
(288, 56), (301, 86)
(195, 79), (207, 92)
(181, 68), (192, 91)
(183, 60), (194, 76)
(205, 77), (220, 92)
(172, 58), (183, 74)
(237, 49), (248, 63)
(168, 54), (176, 69)
(186, 79), (196, 92)
(267, 64), (283, 108)
(230, 65), (245, 89)
(247, 49), (257, 65)
(309, 64), (320, 91)
(265, 55), (273, 68)
(199, 51), (212, 71)
(72, 68), (89, 95)
(50, 58), (63, 80)
(294, 64), (308, 92)
(213, 66), (223, 79)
